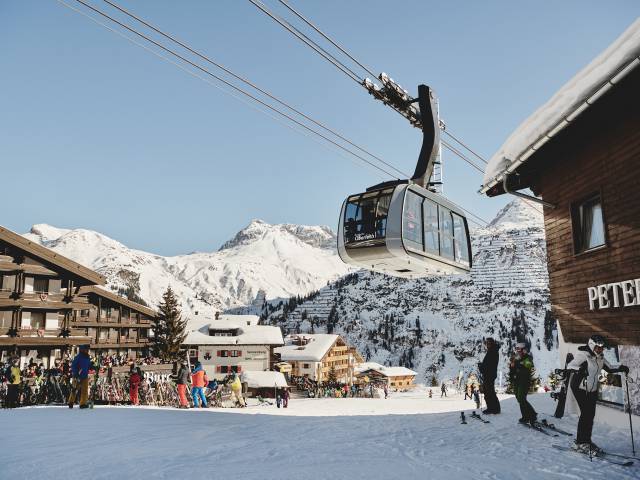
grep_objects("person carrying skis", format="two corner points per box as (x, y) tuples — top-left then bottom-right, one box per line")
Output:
(68, 345), (92, 409)
(566, 335), (629, 454)
(440, 382), (447, 397)
(128, 365), (141, 406)
(478, 337), (500, 414)
(191, 361), (208, 408)
(509, 343), (537, 424)
(175, 360), (190, 408)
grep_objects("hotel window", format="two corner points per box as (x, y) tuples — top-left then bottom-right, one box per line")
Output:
(572, 194), (606, 254)
(0, 310), (12, 328)
(33, 277), (49, 294)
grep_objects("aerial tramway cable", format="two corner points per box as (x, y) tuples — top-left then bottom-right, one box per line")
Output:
(247, 0), (364, 85)
(101, 0), (407, 180)
(64, 0), (401, 180)
(247, 0), (492, 177)
(60, 0), (490, 226)
(247, 1), (541, 218)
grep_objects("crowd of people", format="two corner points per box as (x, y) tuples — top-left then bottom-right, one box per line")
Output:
(0, 348), (167, 409)
(2, 334), (633, 457)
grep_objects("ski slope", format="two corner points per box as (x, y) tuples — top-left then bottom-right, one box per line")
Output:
(1, 391), (637, 479)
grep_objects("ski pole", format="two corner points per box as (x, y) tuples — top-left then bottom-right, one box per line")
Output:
(624, 373), (635, 455)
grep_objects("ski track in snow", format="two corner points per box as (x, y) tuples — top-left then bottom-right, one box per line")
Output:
(1, 393), (637, 480)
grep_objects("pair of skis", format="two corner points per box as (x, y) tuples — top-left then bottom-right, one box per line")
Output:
(460, 411), (489, 424)
(551, 444), (634, 467)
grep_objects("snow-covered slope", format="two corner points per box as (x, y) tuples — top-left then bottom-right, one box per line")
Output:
(23, 220), (351, 322)
(262, 199), (558, 382)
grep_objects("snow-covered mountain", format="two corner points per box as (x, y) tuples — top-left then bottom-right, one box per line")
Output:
(261, 199), (558, 383)
(23, 198), (557, 383)
(23, 220), (351, 323)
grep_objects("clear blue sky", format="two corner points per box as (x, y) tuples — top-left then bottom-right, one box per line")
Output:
(1, 1), (638, 255)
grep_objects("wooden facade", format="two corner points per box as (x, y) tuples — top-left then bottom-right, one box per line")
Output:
(281, 335), (357, 384)
(0, 225), (156, 366)
(487, 66), (640, 346)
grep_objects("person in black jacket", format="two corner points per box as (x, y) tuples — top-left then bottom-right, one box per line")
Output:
(478, 337), (500, 414)
(175, 361), (190, 409)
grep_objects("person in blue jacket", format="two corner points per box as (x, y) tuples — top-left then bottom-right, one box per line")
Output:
(68, 345), (93, 409)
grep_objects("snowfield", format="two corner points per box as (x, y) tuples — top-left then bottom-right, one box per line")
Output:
(1, 390), (637, 480)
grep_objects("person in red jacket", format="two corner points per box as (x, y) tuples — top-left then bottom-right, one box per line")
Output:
(191, 362), (208, 408)
(129, 366), (142, 406)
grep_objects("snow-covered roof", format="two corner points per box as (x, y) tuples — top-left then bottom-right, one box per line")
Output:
(183, 317), (284, 346)
(274, 334), (340, 362)
(241, 371), (288, 388)
(481, 19), (640, 194)
(355, 362), (417, 378)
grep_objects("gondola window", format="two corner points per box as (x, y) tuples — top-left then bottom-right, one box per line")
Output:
(403, 191), (423, 251)
(439, 207), (454, 259)
(423, 198), (439, 255)
(344, 190), (393, 245)
(452, 213), (470, 265)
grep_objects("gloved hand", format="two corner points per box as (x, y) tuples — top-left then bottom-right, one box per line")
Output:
(618, 365), (629, 375)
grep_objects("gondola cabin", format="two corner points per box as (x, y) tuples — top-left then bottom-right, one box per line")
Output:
(337, 182), (472, 277)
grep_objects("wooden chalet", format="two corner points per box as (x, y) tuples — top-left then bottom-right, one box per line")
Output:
(355, 362), (417, 390)
(275, 334), (359, 384)
(0, 225), (156, 366)
(481, 22), (640, 411)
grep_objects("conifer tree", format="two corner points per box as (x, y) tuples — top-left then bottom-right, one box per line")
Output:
(153, 287), (187, 362)
(328, 365), (337, 383)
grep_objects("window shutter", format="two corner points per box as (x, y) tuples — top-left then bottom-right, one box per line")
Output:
(216, 366), (221, 373)
(237, 365), (242, 373)
(217, 350), (221, 357)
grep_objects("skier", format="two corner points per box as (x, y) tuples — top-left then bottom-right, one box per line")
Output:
(282, 387), (290, 408)
(478, 337), (501, 414)
(191, 361), (208, 408)
(276, 388), (282, 408)
(440, 382), (447, 397)
(175, 360), (190, 408)
(230, 373), (245, 407)
(128, 365), (141, 406)
(428, 389), (433, 399)
(5, 358), (21, 408)
(383, 383), (389, 399)
(566, 335), (629, 454)
(509, 343), (537, 425)
(68, 345), (92, 409)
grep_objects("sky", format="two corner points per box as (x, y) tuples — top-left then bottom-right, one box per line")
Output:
(1, 1), (638, 255)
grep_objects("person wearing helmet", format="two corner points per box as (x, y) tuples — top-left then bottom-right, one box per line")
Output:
(566, 335), (629, 455)
(509, 342), (537, 425)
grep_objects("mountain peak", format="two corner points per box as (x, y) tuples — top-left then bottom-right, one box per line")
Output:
(219, 220), (336, 251)
(29, 224), (71, 242)
(487, 198), (543, 229)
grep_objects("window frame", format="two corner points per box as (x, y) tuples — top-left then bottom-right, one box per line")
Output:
(571, 192), (608, 256)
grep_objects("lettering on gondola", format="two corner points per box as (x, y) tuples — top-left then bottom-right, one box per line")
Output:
(587, 278), (640, 310)
(354, 233), (376, 241)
